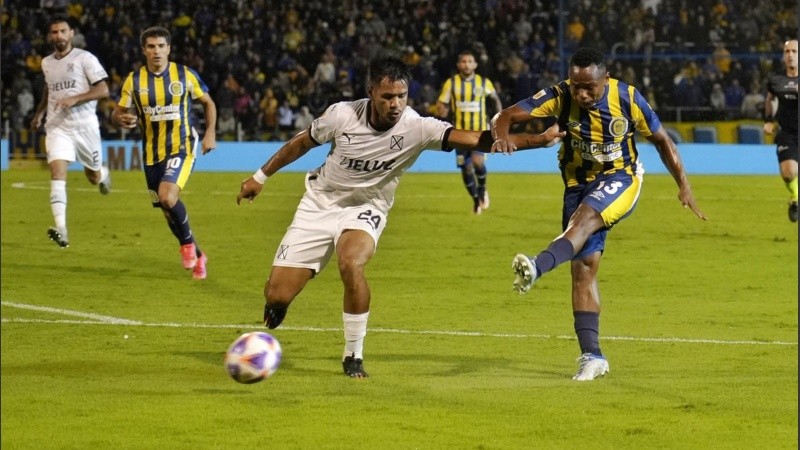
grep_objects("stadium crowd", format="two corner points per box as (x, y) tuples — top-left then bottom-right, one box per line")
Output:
(2, 0), (797, 141)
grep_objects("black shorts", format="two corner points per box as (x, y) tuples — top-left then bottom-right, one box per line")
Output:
(775, 132), (799, 163)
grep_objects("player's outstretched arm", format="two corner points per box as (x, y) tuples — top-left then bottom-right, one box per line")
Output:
(506, 124), (565, 150)
(237, 130), (318, 205)
(489, 104), (537, 153)
(648, 127), (708, 221)
(446, 123), (563, 153)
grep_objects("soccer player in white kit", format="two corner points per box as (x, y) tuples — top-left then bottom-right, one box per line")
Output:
(237, 56), (564, 378)
(31, 15), (111, 248)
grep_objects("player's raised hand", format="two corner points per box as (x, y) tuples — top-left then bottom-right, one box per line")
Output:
(237, 178), (264, 205)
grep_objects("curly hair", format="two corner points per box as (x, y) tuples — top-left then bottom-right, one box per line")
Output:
(570, 47), (605, 70)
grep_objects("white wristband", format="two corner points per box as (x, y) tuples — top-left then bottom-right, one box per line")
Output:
(252, 169), (268, 185)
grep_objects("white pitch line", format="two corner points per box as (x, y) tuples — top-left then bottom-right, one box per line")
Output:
(1, 301), (142, 325)
(0, 316), (795, 346)
(10, 181), (718, 201)
(10, 182), (137, 194)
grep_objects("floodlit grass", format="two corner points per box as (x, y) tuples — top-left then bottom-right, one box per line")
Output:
(2, 168), (797, 449)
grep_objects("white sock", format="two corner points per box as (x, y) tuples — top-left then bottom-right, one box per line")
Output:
(343, 311), (369, 360)
(100, 166), (109, 183)
(50, 180), (67, 234)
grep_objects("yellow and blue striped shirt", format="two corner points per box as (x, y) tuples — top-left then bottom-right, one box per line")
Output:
(438, 73), (496, 131)
(119, 62), (208, 165)
(518, 78), (661, 187)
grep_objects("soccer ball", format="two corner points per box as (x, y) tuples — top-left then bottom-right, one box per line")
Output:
(224, 332), (282, 384)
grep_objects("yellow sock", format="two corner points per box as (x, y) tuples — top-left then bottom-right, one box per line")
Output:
(786, 177), (798, 203)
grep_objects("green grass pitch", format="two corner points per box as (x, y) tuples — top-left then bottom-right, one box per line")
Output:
(1, 167), (797, 449)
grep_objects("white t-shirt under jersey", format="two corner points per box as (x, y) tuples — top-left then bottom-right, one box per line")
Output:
(41, 47), (108, 134)
(308, 98), (453, 212)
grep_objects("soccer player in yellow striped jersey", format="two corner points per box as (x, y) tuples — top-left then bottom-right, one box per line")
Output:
(492, 48), (707, 381)
(437, 50), (502, 214)
(112, 26), (217, 280)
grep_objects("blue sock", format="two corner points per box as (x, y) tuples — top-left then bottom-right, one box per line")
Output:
(460, 166), (478, 199)
(534, 237), (574, 276)
(474, 164), (487, 198)
(574, 311), (602, 356)
(165, 214), (181, 240)
(165, 200), (194, 246)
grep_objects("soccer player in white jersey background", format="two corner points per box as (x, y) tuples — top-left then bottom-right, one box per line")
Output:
(31, 14), (111, 248)
(237, 56), (564, 378)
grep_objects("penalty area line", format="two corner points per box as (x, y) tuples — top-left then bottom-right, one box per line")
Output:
(1, 301), (142, 325)
(1, 316), (796, 347)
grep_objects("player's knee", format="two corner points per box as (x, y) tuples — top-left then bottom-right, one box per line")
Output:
(158, 194), (178, 209)
(337, 255), (367, 279)
(264, 283), (296, 306)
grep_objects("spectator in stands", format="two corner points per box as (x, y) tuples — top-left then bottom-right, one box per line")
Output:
(724, 78), (746, 112)
(313, 50), (336, 94)
(276, 99), (295, 140)
(293, 105), (313, 131)
(712, 42), (732, 74)
(709, 82), (727, 117)
(740, 82), (765, 119)
(566, 14), (585, 47)
(258, 87), (279, 139)
(234, 85), (257, 138)
(218, 107), (237, 141)
(13, 84), (34, 131)
(335, 70), (355, 102)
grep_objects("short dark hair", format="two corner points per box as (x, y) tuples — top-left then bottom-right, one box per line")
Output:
(570, 48), (606, 70)
(140, 26), (171, 47)
(458, 50), (476, 59)
(368, 56), (411, 86)
(46, 14), (72, 31)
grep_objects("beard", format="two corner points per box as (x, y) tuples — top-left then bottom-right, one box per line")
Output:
(53, 40), (70, 52)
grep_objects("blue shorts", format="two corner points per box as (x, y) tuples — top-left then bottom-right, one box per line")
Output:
(562, 171), (642, 260)
(455, 150), (483, 168)
(143, 154), (195, 207)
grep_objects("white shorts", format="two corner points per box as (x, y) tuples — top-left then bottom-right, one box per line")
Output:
(273, 192), (388, 274)
(45, 128), (103, 170)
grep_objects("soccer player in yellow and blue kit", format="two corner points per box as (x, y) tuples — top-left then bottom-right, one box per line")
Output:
(492, 48), (707, 381)
(112, 26), (217, 280)
(437, 50), (502, 214)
